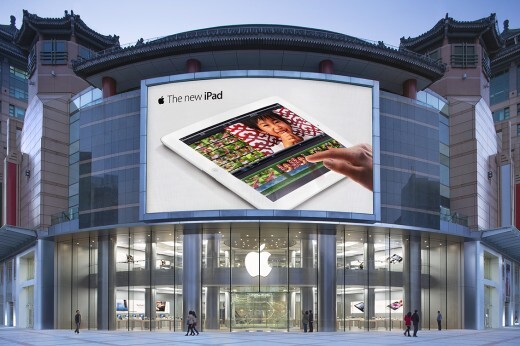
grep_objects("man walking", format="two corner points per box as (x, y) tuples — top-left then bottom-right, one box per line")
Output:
(437, 311), (442, 330)
(74, 310), (81, 334)
(309, 310), (314, 332)
(411, 310), (420, 337)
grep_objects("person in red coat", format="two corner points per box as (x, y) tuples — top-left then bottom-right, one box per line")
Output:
(404, 312), (412, 337)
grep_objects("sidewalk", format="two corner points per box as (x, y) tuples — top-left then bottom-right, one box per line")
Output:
(0, 327), (519, 345)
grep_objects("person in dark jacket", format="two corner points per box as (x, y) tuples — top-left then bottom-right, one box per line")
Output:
(411, 310), (420, 337)
(74, 310), (81, 334)
(308, 310), (314, 332)
(302, 311), (309, 332)
(437, 311), (442, 330)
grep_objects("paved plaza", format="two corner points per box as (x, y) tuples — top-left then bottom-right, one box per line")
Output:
(0, 327), (520, 346)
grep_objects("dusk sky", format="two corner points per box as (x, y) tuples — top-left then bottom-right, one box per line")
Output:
(2, 0), (520, 47)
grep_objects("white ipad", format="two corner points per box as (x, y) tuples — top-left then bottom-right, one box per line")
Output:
(160, 97), (354, 209)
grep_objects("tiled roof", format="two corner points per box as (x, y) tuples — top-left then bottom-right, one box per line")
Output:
(400, 13), (503, 53)
(15, 10), (119, 50)
(72, 24), (445, 80)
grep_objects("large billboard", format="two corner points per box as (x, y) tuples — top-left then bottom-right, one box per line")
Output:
(145, 77), (375, 214)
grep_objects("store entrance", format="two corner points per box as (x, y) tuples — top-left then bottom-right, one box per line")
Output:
(230, 292), (288, 331)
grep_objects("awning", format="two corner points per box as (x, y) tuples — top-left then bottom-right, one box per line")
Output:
(0, 225), (38, 261)
(480, 227), (520, 263)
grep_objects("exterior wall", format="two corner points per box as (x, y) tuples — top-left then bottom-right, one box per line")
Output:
(19, 94), (71, 229)
(449, 96), (499, 230)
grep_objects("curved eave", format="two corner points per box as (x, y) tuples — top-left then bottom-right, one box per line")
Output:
(0, 39), (27, 64)
(73, 34), (444, 81)
(401, 15), (503, 52)
(491, 44), (520, 71)
(15, 11), (118, 50)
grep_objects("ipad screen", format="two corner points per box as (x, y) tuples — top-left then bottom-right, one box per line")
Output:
(180, 103), (346, 202)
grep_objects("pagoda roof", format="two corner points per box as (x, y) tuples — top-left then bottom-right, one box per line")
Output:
(72, 24), (445, 81)
(400, 13), (503, 54)
(15, 10), (119, 51)
(0, 16), (26, 66)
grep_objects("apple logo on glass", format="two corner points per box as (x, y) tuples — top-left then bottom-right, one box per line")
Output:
(158, 96), (164, 104)
(244, 244), (272, 277)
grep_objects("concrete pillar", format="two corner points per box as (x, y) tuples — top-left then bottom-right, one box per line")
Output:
(464, 240), (484, 329)
(205, 235), (220, 329)
(186, 59), (201, 73)
(145, 239), (157, 327)
(97, 233), (116, 330)
(182, 225), (202, 328)
(317, 226), (336, 331)
(319, 59), (334, 74)
(34, 239), (54, 329)
(403, 79), (417, 99)
(409, 235), (421, 316)
(102, 76), (116, 98)
(300, 239), (313, 316)
(364, 237), (375, 325)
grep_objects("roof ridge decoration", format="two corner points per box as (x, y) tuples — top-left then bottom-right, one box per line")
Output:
(400, 13), (503, 53)
(15, 9), (120, 50)
(72, 24), (445, 81)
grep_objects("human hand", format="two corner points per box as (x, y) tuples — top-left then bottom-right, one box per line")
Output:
(305, 144), (373, 191)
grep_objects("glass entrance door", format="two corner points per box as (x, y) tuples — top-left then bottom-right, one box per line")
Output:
(231, 292), (288, 331)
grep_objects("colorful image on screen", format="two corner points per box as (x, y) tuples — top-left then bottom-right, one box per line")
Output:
(181, 103), (346, 202)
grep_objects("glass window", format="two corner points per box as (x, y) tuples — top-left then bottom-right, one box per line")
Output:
(492, 107), (510, 122)
(79, 45), (95, 60)
(451, 44), (477, 68)
(517, 124), (520, 136)
(9, 66), (28, 101)
(490, 70), (509, 105)
(427, 49), (441, 63)
(9, 104), (26, 120)
(41, 40), (68, 65)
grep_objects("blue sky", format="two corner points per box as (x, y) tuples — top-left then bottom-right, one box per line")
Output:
(2, 0), (519, 47)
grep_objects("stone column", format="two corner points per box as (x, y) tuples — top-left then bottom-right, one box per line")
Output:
(97, 233), (117, 330)
(403, 79), (417, 99)
(102, 77), (116, 98)
(317, 226), (336, 331)
(182, 225), (202, 328)
(319, 59), (334, 74)
(186, 59), (201, 73)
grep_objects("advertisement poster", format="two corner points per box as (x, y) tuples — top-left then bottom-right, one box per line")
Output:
(146, 78), (374, 214)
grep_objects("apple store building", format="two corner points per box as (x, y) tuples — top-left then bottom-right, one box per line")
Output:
(2, 12), (519, 333)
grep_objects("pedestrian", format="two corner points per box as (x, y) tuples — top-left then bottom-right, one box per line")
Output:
(309, 310), (314, 332)
(302, 311), (309, 332)
(74, 310), (81, 334)
(185, 311), (194, 336)
(403, 311), (412, 337)
(191, 311), (199, 335)
(411, 310), (420, 337)
(437, 310), (442, 330)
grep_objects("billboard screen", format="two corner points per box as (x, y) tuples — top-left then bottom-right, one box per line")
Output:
(145, 77), (374, 214)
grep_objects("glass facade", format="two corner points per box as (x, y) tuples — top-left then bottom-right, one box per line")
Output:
(379, 92), (440, 229)
(9, 66), (28, 101)
(490, 70), (509, 105)
(70, 90), (140, 228)
(54, 223), (465, 332)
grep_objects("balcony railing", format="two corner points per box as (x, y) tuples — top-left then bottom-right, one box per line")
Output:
(51, 207), (78, 225)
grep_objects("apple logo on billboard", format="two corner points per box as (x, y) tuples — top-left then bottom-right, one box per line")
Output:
(244, 244), (272, 277)
(158, 96), (164, 104)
